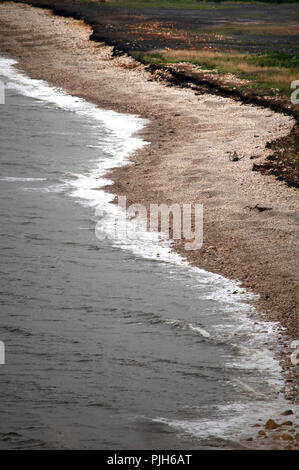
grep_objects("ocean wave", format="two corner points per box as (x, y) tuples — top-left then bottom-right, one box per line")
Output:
(1, 55), (294, 443)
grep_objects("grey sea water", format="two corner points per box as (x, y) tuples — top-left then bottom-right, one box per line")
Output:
(0, 58), (288, 450)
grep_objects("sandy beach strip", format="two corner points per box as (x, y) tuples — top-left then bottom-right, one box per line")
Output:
(0, 2), (298, 402)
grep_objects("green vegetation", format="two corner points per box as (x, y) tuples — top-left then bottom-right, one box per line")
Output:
(248, 51), (299, 67)
(80, 1), (299, 96)
(132, 49), (299, 96)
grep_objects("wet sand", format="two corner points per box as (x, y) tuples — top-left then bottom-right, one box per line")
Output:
(0, 2), (298, 404)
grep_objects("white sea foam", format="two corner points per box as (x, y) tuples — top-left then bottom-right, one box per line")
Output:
(150, 396), (298, 448)
(1, 56), (295, 444)
(187, 323), (211, 338)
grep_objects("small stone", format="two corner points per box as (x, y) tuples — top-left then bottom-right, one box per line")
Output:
(258, 430), (266, 436)
(281, 421), (293, 426)
(280, 410), (293, 416)
(265, 419), (280, 430)
(281, 434), (293, 441)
